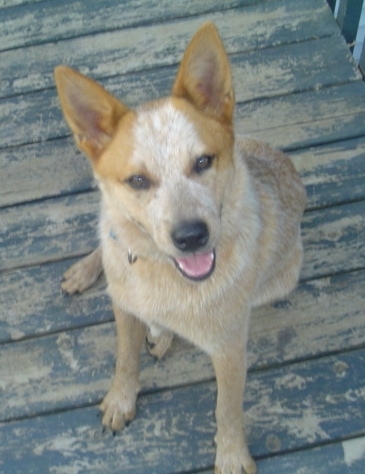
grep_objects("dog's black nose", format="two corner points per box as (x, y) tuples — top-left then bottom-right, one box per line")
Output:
(171, 220), (209, 252)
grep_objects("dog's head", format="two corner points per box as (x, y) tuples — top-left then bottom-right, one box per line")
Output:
(55, 23), (236, 281)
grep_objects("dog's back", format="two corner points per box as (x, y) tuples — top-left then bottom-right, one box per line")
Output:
(238, 137), (306, 308)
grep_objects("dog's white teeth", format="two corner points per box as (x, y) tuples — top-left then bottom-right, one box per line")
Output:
(175, 250), (215, 280)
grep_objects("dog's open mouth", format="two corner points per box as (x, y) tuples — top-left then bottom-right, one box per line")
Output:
(174, 250), (215, 281)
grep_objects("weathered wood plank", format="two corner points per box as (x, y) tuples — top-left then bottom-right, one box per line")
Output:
(1, 267), (364, 420)
(262, 110), (365, 151)
(230, 35), (360, 100)
(291, 137), (365, 210)
(0, 349), (364, 473)
(0, 0), (249, 51)
(0, 0), (339, 98)
(0, 137), (94, 208)
(0, 257), (109, 343)
(1, 81), (365, 208)
(238, 81), (365, 150)
(0, 192), (100, 272)
(203, 437), (365, 474)
(301, 200), (365, 279)
(0, 35), (360, 151)
(256, 437), (365, 474)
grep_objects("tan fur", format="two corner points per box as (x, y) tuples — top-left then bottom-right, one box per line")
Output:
(55, 22), (305, 474)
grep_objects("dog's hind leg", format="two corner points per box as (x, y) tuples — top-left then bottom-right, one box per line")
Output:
(61, 247), (102, 294)
(252, 238), (303, 308)
(146, 324), (174, 360)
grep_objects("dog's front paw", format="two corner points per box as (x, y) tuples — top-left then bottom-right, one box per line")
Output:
(61, 248), (102, 294)
(100, 383), (138, 432)
(214, 443), (256, 474)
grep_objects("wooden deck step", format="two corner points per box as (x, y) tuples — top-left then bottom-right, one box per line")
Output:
(1, 1), (364, 472)
(0, 0), (339, 99)
(1, 348), (364, 473)
(1, 34), (360, 151)
(2, 80), (365, 208)
(1, 268), (364, 422)
(254, 436), (365, 474)
(0, 0), (250, 51)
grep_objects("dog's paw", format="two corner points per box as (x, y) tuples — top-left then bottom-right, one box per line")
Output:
(214, 444), (256, 474)
(214, 456), (256, 474)
(100, 383), (138, 432)
(61, 248), (102, 294)
(145, 328), (174, 360)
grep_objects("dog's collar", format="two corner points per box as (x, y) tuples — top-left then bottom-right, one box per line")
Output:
(109, 229), (138, 265)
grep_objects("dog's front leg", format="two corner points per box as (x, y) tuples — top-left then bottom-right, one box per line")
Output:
(100, 305), (146, 431)
(211, 332), (256, 474)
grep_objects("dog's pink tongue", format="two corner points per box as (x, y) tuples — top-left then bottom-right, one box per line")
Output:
(175, 251), (215, 279)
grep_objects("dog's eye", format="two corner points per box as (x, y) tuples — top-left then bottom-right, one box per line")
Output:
(194, 155), (214, 175)
(126, 175), (151, 190)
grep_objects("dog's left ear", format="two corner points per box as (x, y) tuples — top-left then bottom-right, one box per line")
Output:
(172, 22), (234, 125)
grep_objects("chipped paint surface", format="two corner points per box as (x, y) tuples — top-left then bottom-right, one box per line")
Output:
(0, 0), (339, 99)
(0, 350), (364, 472)
(284, 407), (331, 444)
(343, 437), (365, 467)
(56, 333), (80, 371)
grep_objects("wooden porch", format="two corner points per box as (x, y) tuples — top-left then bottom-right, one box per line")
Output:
(0, 0), (365, 472)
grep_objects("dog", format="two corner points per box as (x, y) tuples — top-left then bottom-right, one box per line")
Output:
(55, 22), (305, 474)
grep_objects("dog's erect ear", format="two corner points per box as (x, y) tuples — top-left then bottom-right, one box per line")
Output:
(172, 22), (234, 125)
(54, 66), (129, 161)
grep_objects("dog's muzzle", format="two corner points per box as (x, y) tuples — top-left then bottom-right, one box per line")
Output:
(171, 220), (215, 281)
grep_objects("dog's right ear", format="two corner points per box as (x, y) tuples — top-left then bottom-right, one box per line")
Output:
(54, 66), (129, 161)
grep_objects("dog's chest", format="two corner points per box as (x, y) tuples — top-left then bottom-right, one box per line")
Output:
(103, 248), (248, 350)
